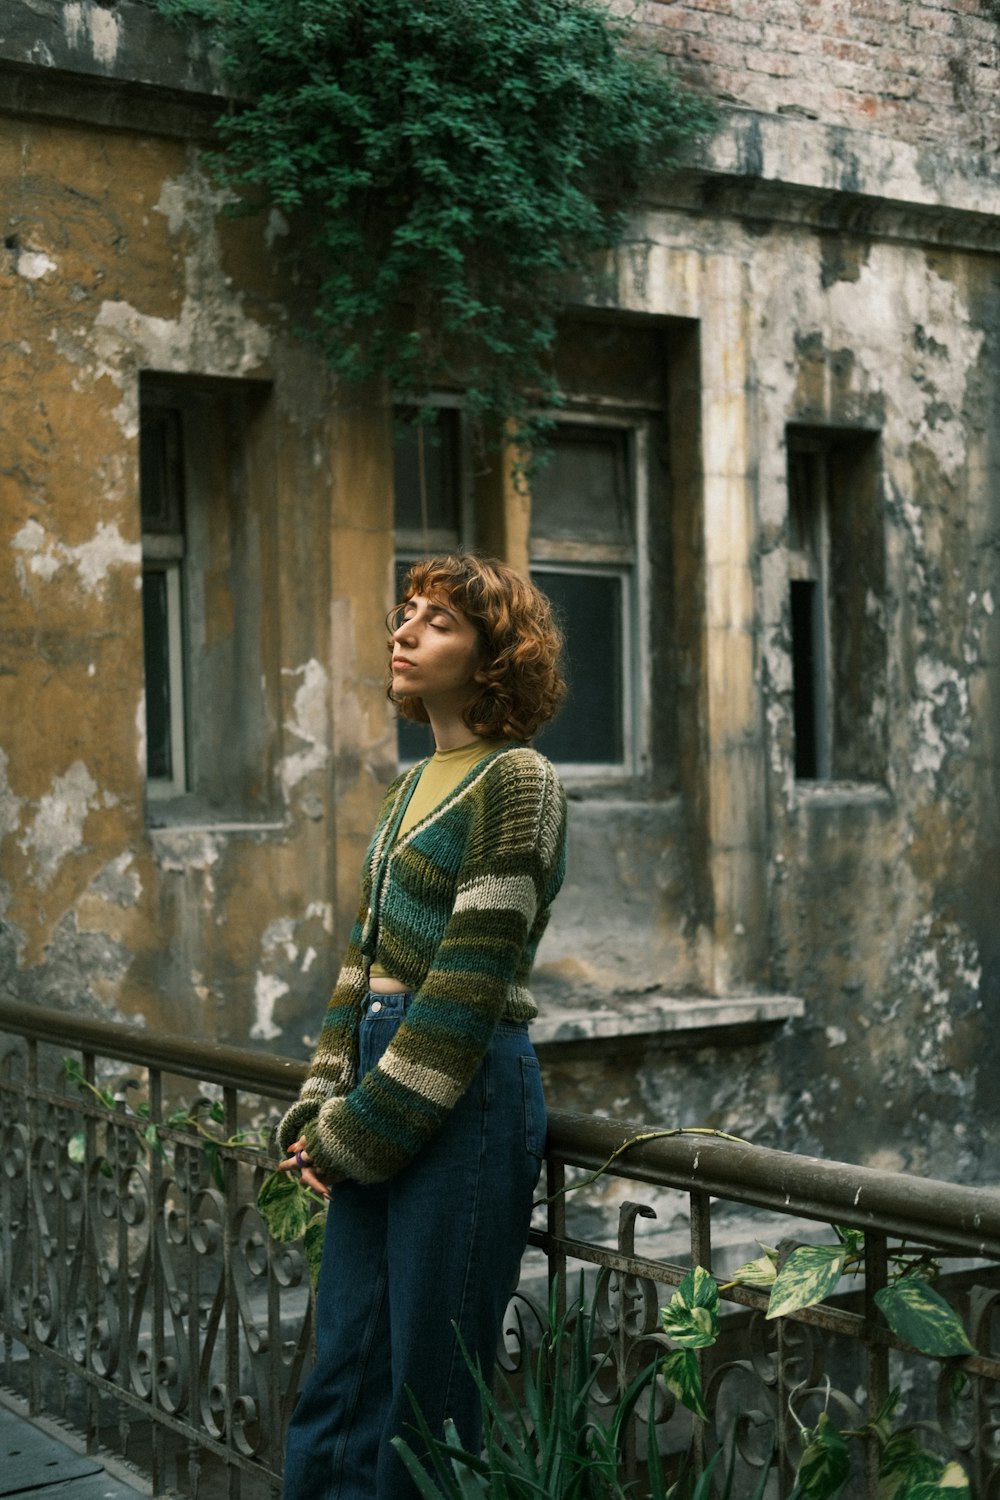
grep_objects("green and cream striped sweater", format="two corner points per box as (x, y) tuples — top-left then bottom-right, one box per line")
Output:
(277, 745), (566, 1184)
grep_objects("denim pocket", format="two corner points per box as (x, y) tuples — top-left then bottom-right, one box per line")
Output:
(520, 1053), (547, 1160)
(358, 992), (412, 1076)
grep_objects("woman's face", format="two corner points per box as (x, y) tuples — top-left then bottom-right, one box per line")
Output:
(390, 593), (484, 712)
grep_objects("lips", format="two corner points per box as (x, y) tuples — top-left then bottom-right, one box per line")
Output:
(392, 657), (415, 670)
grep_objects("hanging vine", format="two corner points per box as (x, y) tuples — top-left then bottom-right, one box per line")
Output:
(155, 0), (715, 441)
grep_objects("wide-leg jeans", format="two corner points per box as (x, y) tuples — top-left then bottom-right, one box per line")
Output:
(282, 991), (547, 1500)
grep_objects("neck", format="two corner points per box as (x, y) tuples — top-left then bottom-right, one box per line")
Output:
(424, 702), (480, 752)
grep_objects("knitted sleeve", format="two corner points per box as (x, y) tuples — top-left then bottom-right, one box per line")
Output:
(274, 897), (367, 1158)
(301, 751), (566, 1184)
(273, 769), (415, 1158)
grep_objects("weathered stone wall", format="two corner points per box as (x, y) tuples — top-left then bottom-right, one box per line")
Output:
(1, 0), (998, 1191)
(641, 0), (1000, 149)
(0, 82), (398, 1046)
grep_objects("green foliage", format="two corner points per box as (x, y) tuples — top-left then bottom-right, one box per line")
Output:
(726, 1244), (779, 1288)
(660, 1349), (707, 1423)
(875, 1278), (974, 1359)
(153, 0), (715, 440)
(392, 1278), (663, 1498)
(61, 1056), (265, 1194)
(255, 1168), (328, 1288)
(766, 1244), (848, 1321)
(713, 1228), (974, 1500)
(661, 1267), (720, 1350)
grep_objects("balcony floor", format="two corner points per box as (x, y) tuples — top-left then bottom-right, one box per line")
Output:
(0, 1403), (147, 1500)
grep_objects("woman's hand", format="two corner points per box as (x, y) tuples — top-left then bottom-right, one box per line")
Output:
(278, 1136), (333, 1200)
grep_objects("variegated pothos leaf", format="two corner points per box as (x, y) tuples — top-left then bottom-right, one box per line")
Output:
(766, 1244), (847, 1320)
(875, 1278), (974, 1358)
(257, 1168), (314, 1243)
(661, 1348), (708, 1420)
(661, 1266), (720, 1349)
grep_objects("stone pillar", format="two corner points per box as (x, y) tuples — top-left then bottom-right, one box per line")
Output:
(697, 259), (769, 992)
(328, 391), (397, 946)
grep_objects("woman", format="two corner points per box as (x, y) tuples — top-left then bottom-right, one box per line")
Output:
(276, 553), (567, 1500)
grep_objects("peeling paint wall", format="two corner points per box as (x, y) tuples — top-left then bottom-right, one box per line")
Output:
(1, 0), (999, 1188)
(0, 82), (395, 1045)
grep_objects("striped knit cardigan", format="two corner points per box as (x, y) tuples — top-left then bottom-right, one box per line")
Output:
(276, 745), (567, 1185)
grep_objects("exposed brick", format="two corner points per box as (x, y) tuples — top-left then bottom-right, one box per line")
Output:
(685, 37), (750, 70)
(907, 3), (958, 29)
(639, 0), (1000, 148)
(744, 49), (800, 78)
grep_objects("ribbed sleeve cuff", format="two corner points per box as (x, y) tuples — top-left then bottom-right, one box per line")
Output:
(275, 1098), (322, 1152)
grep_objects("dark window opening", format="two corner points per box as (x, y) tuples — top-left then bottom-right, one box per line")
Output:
(786, 427), (885, 784)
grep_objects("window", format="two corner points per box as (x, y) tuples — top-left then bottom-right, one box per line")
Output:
(530, 421), (641, 772)
(139, 375), (277, 821)
(141, 405), (188, 793)
(392, 404), (467, 760)
(787, 428), (886, 783)
(389, 319), (671, 779)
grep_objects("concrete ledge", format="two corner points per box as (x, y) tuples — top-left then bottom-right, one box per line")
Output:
(649, 107), (1000, 251)
(533, 993), (804, 1048)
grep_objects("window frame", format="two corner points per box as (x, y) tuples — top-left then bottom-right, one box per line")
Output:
(393, 394), (474, 561)
(140, 399), (189, 799)
(142, 551), (188, 797)
(785, 424), (886, 788)
(528, 408), (651, 781)
(787, 436), (833, 781)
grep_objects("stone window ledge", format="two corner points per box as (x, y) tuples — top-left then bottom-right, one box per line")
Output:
(532, 993), (804, 1050)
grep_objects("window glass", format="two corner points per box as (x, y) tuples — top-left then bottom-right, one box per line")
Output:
(392, 409), (461, 538)
(530, 422), (634, 770)
(531, 425), (631, 545)
(139, 376), (276, 818)
(140, 407), (185, 533)
(532, 569), (624, 765)
(142, 568), (173, 780)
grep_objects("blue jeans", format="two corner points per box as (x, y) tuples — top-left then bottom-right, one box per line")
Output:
(282, 991), (547, 1500)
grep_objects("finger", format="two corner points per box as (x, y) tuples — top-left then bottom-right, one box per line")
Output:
(302, 1168), (331, 1199)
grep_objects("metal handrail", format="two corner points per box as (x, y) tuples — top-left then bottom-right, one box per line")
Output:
(546, 1111), (1000, 1259)
(0, 995), (306, 1097)
(1, 996), (996, 1257)
(2, 996), (999, 1498)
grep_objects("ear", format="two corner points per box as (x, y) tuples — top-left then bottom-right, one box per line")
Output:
(472, 668), (490, 685)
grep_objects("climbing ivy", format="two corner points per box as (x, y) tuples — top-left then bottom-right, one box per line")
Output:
(154, 0), (715, 441)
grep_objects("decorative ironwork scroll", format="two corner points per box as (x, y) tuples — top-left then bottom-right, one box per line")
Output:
(3, 1001), (1000, 1497)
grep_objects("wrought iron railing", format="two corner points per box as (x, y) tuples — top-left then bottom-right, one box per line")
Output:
(1, 997), (999, 1498)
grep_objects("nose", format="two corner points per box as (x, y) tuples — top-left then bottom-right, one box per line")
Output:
(393, 612), (417, 645)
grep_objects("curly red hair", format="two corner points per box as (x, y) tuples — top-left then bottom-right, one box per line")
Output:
(388, 554), (566, 742)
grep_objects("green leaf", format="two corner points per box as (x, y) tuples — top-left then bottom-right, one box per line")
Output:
(661, 1266), (720, 1349)
(875, 1279), (974, 1357)
(795, 1412), (851, 1500)
(834, 1225), (865, 1255)
(257, 1169), (315, 1242)
(661, 1348), (708, 1421)
(62, 1056), (85, 1086)
(203, 1138), (224, 1192)
(767, 1245), (847, 1320)
(145, 1123), (166, 1159)
(67, 1132), (86, 1164)
(865, 1389), (902, 1447)
(730, 1252), (778, 1288)
(878, 1430), (942, 1500)
(304, 1212), (326, 1291)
